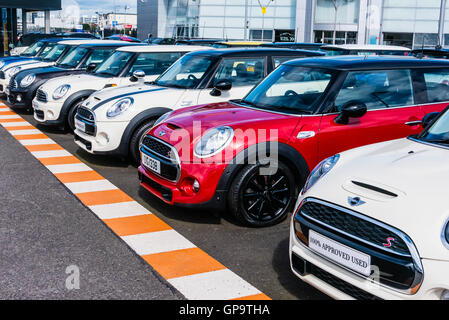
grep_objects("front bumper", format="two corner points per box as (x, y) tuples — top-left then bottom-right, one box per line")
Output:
(74, 120), (128, 156)
(289, 218), (449, 300)
(138, 159), (228, 209)
(6, 88), (32, 109)
(32, 99), (65, 125)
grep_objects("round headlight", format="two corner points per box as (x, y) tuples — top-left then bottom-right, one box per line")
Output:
(194, 126), (234, 158)
(52, 84), (71, 100)
(20, 74), (36, 88)
(302, 154), (340, 194)
(106, 97), (134, 118)
(6, 66), (20, 77)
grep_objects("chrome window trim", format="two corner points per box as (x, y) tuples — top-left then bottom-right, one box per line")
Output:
(298, 197), (424, 295)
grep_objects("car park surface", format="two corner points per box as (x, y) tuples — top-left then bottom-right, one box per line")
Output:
(138, 56), (449, 228)
(32, 45), (204, 130)
(73, 48), (323, 164)
(290, 107), (449, 300)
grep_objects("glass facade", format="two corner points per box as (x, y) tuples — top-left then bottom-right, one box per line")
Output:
(163, 0), (296, 41)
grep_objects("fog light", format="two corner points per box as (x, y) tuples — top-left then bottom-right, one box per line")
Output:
(96, 132), (109, 146)
(441, 290), (449, 300)
(16, 94), (22, 102)
(47, 110), (54, 119)
(193, 180), (200, 193)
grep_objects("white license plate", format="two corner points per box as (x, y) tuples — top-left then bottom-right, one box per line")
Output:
(309, 230), (371, 277)
(142, 153), (161, 174)
(75, 119), (86, 132)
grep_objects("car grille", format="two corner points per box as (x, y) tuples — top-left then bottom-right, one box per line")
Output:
(141, 136), (180, 182)
(36, 89), (48, 103)
(291, 254), (381, 300)
(8, 79), (18, 90)
(34, 110), (44, 120)
(294, 198), (423, 292)
(301, 201), (409, 255)
(75, 107), (96, 136)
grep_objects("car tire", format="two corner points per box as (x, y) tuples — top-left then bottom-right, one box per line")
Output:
(129, 119), (156, 165)
(67, 99), (86, 131)
(228, 161), (297, 227)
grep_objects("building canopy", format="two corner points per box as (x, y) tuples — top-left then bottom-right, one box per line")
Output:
(0, 0), (61, 10)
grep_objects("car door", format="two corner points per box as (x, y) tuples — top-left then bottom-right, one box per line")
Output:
(197, 56), (267, 104)
(317, 68), (425, 161)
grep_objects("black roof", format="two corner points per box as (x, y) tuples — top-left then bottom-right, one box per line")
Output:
(76, 42), (142, 49)
(284, 55), (449, 70)
(187, 48), (324, 57)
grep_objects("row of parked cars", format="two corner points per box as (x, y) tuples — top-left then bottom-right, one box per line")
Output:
(3, 37), (449, 300)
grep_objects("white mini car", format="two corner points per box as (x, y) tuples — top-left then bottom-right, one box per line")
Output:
(33, 45), (202, 130)
(73, 48), (318, 163)
(0, 39), (96, 97)
(289, 110), (449, 300)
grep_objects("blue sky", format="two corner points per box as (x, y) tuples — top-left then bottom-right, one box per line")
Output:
(76, 0), (137, 16)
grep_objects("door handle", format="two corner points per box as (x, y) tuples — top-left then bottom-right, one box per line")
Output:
(405, 121), (422, 126)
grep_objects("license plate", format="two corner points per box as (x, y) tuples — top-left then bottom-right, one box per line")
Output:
(308, 230), (371, 277)
(142, 153), (161, 174)
(75, 119), (86, 132)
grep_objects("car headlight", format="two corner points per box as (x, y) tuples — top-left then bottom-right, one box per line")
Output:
(52, 84), (71, 100)
(6, 66), (20, 77)
(194, 126), (234, 158)
(153, 111), (173, 128)
(106, 97), (134, 118)
(302, 154), (340, 194)
(20, 74), (36, 87)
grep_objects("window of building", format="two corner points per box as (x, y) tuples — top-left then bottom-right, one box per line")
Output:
(314, 30), (357, 44)
(250, 30), (273, 42)
(383, 33), (413, 48)
(315, 0), (360, 25)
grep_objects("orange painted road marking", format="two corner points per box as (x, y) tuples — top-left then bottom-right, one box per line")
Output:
(103, 214), (172, 236)
(25, 144), (64, 152)
(39, 156), (82, 166)
(0, 111), (16, 115)
(4, 125), (35, 131)
(232, 293), (271, 300)
(54, 171), (105, 183)
(76, 189), (134, 206)
(143, 247), (227, 279)
(14, 133), (48, 140)
(0, 118), (26, 123)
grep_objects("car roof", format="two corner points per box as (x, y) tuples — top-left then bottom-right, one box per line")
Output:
(215, 41), (268, 45)
(284, 55), (449, 70)
(59, 40), (136, 47)
(186, 47), (324, 57)
(322, 44), (411, 51)
(38, 38), (67, 43)
(117, 45), (206, 53)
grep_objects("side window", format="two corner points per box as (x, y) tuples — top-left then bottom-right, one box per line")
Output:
(128, 52), (183, 76)
(273, 56), (305, 69)
(213, 57), (265, 87)
(81, 49), (114, 68)
(334, 69), (414, 112)
(422, 69), (449, 103)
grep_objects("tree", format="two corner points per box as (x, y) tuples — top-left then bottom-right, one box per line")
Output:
(330, 0), (354, 45)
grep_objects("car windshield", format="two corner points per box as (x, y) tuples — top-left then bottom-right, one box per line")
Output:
(37, 42), (58, 58)
(41, 44), (68, 62)
(153, 55), (216, 89)
(21, 41), (44, 57)
(240, 65), (335, 115)
(57, 47), (89, 68)
(418, 110), (449, 145)
(95, 51), (134, 77)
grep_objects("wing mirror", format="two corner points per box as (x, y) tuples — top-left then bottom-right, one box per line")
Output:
(422, 112), (440, 128)
(86, 63), (97, 72)
(130, 70), (145, 83)
(334, 101), (367, 125)
(210, 79), (232, 97)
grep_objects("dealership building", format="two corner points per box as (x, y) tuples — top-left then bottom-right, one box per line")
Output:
(138, 0), (449, 48)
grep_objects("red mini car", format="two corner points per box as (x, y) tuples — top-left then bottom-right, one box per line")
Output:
(138, 56), (449, 227)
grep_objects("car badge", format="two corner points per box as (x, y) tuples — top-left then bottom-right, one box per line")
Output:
(383, 238), (395, 248)
(159, 131), (166, 137)
(348, 196), (365, 207)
